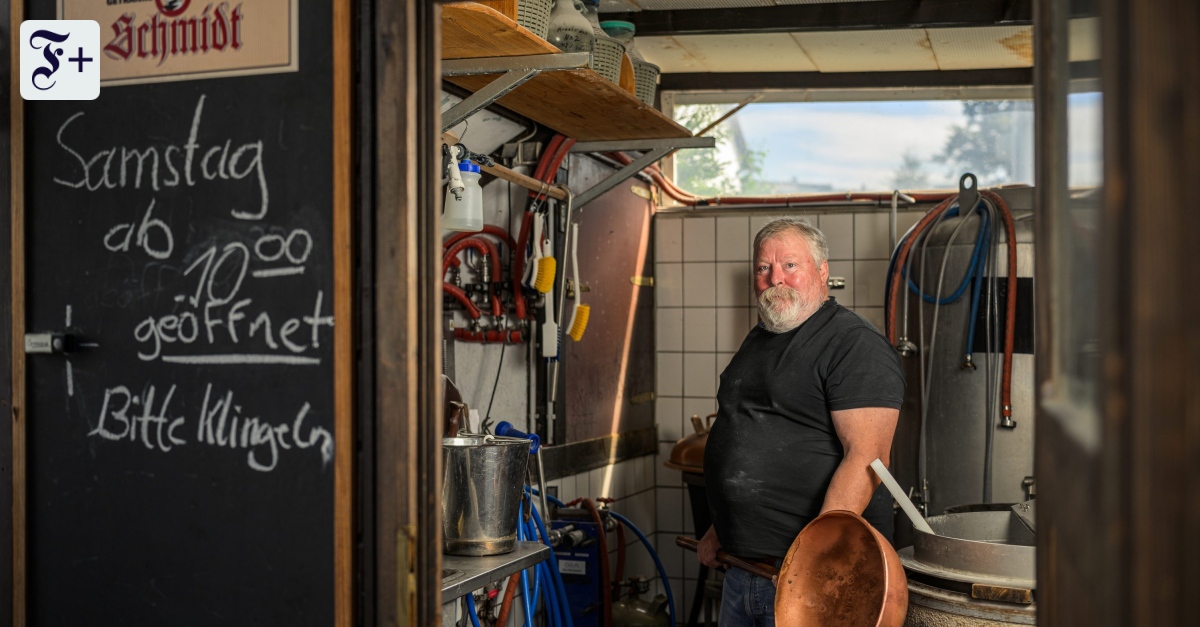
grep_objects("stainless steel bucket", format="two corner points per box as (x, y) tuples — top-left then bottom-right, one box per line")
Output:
(442, 435), (532, 556)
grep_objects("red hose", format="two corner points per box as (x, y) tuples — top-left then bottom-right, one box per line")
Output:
(883, 191), (1018, 423)
(443, 283), (481, 319)
(443, 225), (516, 254)
(442, 237), (501, 283)
(981, 190), (1018, 421)
(514, 211), (535, 320)
(495, 572), (521, 627)
(453, 329), (525, 343)
(444, 227), (526, 321)
(885, 197), (957, 342)
(582, 499), (612, 627)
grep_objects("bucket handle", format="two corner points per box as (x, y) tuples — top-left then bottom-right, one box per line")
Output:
(495, 421), (540, 454)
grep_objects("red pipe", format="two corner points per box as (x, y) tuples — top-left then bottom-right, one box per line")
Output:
(606, 151), (956, 207)
(443, 283), (481, 319)
(453, 329), (525, 343)
(582, 499), (612, 627)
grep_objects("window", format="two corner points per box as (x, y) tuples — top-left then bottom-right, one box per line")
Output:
(673, 100), (1035, 196)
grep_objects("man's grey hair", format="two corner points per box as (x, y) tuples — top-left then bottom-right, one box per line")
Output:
(753, 217), (829, 266)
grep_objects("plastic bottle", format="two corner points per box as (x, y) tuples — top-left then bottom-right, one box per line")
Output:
(546, 0), (594, 54)
(443, 160), (483, 232)
(600, 20), (643, 62)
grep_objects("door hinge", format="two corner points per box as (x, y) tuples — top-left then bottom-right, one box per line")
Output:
(630, 276), (654, 287)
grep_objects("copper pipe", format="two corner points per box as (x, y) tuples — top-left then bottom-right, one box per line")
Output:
(582, 499), (612, 627)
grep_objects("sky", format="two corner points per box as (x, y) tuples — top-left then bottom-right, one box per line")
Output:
(728, 100), (970, 190)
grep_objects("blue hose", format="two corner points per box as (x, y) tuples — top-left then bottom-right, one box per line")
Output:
(517, 502), (536, 627)
(465, 592), (484, 627)
(525, 490), (575, 627)
(901, 206), (990, 305)
(608, 511), (677, 627)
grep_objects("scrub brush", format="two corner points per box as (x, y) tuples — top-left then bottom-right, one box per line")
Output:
(540, 219), (559, 358)
(524, 215), (542, 289)
(567, 223), (590, 342)
(534, 214), (556, 294)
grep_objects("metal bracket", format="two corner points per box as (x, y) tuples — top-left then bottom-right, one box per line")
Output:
(570, 136), (716, 208)
(440, 53), (591, 132)
(958, 172), (979, 212)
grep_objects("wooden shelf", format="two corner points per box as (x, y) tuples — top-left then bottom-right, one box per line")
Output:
(442, 3), (692, 142)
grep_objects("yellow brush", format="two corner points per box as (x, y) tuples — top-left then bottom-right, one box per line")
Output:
(566, 223), (590, 341)
(534, 257), (556, 293)
(534, 215), (556, 293)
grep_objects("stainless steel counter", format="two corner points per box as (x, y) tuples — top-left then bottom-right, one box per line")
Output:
(441, 542), (550, 604)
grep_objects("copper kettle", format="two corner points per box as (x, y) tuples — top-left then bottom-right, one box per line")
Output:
(664, 413), (715, 475)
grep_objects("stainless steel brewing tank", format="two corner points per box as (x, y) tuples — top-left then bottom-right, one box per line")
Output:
(900, 511), (1036, 626)
(442, 435), (532, 556)
(891, 194), (1035, 528)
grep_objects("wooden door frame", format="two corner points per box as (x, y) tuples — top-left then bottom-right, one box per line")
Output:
(362, 0), (443, 624)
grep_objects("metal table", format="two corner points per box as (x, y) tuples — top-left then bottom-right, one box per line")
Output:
(441, 541), (550, 604)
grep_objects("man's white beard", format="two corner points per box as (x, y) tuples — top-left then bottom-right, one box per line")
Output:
(757, 285), (815, 333)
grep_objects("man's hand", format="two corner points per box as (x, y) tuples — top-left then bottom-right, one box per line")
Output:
(697, 525), (723, 569)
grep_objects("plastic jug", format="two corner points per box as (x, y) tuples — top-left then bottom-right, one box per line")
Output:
(443, 160), (483, 232)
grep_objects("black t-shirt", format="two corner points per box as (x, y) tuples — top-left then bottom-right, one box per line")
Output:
(704, 297), (905, 560)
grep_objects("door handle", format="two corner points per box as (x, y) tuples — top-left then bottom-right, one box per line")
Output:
(24, 333), (75, 355)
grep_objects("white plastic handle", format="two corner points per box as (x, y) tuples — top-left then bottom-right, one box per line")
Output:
(870, 458), (935, 535)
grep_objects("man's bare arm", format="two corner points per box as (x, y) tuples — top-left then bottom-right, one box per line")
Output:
(821, 407), (899, 514)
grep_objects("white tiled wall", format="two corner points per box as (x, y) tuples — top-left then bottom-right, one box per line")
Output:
(652, 209), (926, 612)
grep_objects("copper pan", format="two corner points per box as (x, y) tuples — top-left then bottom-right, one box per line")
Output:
(775, 510), (908, 627)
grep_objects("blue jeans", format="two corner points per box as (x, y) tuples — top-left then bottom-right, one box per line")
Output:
(719, 566), (776, 627)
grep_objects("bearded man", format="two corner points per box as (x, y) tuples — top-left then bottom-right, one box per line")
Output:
(697, 217), (905, 627)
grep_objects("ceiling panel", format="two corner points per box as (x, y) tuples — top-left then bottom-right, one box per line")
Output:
(927, 26), (1032, 69)
(794, 29), (939, 72)
(640, 33), (818, 72)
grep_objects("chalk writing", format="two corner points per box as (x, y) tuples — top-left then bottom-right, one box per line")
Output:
(54, 95), (268, 220)
(90, 382), (333, 472)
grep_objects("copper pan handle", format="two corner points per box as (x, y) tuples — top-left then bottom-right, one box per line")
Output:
(676, 535), (779, 581)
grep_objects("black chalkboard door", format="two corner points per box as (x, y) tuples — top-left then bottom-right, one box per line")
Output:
(16, 0), (353, 624)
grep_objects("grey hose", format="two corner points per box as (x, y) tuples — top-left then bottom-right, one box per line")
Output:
(913, 215), (942, 501)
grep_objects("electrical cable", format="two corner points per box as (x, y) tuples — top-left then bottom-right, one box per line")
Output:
(483, 342), (506, 432)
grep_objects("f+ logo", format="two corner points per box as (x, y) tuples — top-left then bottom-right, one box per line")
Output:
(20, 21), (100, 101)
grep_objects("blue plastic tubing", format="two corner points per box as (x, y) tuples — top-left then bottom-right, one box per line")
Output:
(607, 511), (677, 627)
(465, 592), (484, 627)
(526, 491), (575, 627)
(517, 502), (536, 627)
